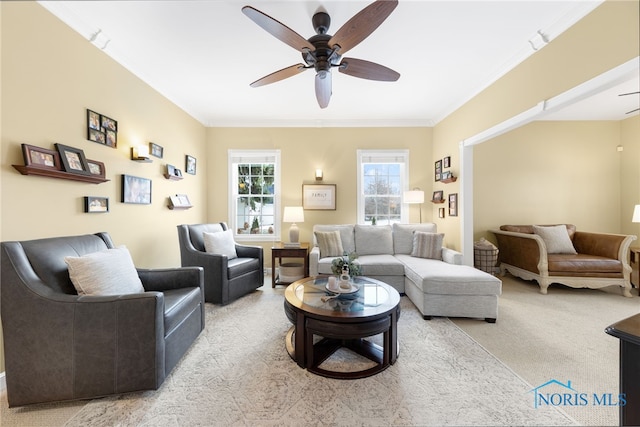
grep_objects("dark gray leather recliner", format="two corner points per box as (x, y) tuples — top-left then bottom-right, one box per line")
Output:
(0, 232), (205, 407)
(177, 223), (263, 305)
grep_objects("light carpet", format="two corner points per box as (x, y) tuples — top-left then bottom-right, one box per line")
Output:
(1, 279), (576, 427)
(454, 274), (640, 427)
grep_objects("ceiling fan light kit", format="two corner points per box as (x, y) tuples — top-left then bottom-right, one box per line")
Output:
(242, 0), (400, 108)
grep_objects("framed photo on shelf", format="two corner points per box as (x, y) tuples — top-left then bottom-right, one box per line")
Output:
(149, 142), (163, 158)
(448, 193), (458, 217)
(185, 155), (197, 175)
(170, 194), (192, 208)
(122, 174), (152, 204)
(84, 196), (109, 213)
(302, 184), (336, 210)
(21, 144), (61, 170)
(55, 143), (91, 175)
(435, 160), (442, 182)
(86, 159), (106, 179)
(432, 190), (444, 202)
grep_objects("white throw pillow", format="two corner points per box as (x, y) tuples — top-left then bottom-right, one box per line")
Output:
(411, 231), (444, 260)
(314, 230), (344, 258)
(65, 246), (144, 296)
(532, 225), (577, 254)
(203, 229), (238, 259)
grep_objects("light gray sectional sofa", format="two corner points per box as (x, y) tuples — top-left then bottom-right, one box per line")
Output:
(310, 223), (502, 322)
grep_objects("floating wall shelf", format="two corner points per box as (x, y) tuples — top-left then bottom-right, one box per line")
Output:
(13, 165), (110, 184)
(440, 176), (457, 183)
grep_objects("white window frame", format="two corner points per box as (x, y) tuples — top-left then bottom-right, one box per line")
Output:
(356, 149), (410, 225)
(228, 149), (281, 242)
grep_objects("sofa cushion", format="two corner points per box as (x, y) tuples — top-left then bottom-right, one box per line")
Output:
(227, 257), (261, 279)
(163, 287), (203, 336)
(313, 225), (355, 254)
(397, 254), (501, 296)
(65, 246), (145, 296)
(354, 225), (393, 255)
(356, 254), (405, 276)
(314, 230), (344, 258)
(533, 225), (577, 254)
(203, 229), (238, 259)
(411, 232), (444, 260)
(500, 224), (576, 240)
(547, 254), (622, 275)
(392, 223), (437, 254)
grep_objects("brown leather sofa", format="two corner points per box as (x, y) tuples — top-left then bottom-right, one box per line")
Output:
(491, 224), (637, 297)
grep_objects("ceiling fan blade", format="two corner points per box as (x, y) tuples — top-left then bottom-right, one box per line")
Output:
(250, 64), (308, 88)
(339, 57), (400, 81)
(315, 71), (332, 108)
(328, 0), (398, 55)
(242, 6), (315, 52)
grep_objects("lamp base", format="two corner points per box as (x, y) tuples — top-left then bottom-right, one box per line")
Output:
(289, 223), (299, 243)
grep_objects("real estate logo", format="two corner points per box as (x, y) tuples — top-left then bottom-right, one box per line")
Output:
(529, 379), (626, 409)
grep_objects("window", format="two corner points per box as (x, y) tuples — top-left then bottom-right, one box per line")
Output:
(228, 150), (281, 241)
(357, 149), (409, 225)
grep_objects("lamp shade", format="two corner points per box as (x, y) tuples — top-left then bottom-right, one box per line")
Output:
(283, 206), (304, 223)
(633, 205), (640, 223)
(403, 190), (424, 204)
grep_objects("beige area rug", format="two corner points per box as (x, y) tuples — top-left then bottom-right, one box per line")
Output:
(454, 274), (640, 427)
(2, 280), (576, 427)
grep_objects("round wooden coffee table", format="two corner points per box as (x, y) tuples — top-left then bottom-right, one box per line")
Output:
(284, 276), (401, 379)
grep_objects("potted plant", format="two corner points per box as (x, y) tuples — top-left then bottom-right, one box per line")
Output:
(331, 252), (361, 277)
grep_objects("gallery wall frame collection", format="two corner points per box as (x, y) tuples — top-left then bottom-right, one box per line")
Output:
(87, 109), (118, 148)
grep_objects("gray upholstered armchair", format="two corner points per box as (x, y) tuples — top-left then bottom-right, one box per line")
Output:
(0, 233), (205, 407)
(177, 223), (264, 304)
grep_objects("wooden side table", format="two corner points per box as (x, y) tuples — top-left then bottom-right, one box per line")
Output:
(271, 242), (309, 288)
(630, 247), (639, 289)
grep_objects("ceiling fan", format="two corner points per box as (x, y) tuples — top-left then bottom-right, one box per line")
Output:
(242, 0), (400, 108)
(619, 91), (639, 114)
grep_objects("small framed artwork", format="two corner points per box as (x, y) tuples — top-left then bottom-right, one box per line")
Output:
(169, 194), (192, 208)
(432, 190), (444, 203)
(149, 142), (163, 158)
(84, 196), (109, 213)
(105, 129), (117, 148)
(122, 174), (152, 204)
(86, 159), (106, 179)
(443, 156), (451, 168)
(302, 184), (336, 210)
(439, 207), (445, 218)
(166, 164), (183, 178)
(441, 171), (452, 180)
(87, 109), (101, 130)
(435, 160), (442, 182)
(88, 128), (106, 145)
(101, 115), (117, 132)
(448, 193), (458, 217)
(21, 144), (61, 170)
(185, 155), (197, 175)
(55, 143), (91, 175)
(86, 109), (117, 148)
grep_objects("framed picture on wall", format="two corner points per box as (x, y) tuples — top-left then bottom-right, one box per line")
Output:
(448, 193), (458, 217)
(185, 155), (197, 175)
(21, 144), (61, 170)
(435, 160), (442, 182)
(302, 184), (336, 210)
(122, 174), (152, 204)
(443, 156), (451, 168)
(84, 196), (109, 213)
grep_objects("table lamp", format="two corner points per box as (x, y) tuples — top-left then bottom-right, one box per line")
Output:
(283, 206), (304, 244)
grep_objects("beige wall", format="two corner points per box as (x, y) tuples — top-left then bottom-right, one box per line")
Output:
(206, 127), (433, 264)
(620, 115), (640, 238)
(473, 120), (634, 241)
(432, 0), (639, 247)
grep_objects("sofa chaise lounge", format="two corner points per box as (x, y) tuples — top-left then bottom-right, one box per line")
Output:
(309, 223), (502, 322)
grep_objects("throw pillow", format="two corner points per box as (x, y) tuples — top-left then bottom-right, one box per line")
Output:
(532, 225), (577, 254)
(65, 246), (145, 296)
(411, 231), (444, 260)
(315, 230), (344, 258)
(203, 229), (238, 259)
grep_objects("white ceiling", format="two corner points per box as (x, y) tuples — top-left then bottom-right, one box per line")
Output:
(40, 0), (639, 127)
